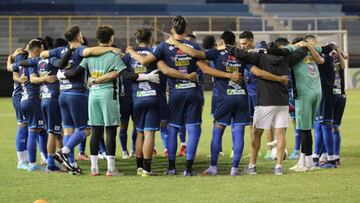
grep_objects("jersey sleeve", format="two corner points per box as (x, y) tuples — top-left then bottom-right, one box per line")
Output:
(26, 58), (39, 67)
(75, 45), (86, 57)
(152, 42), (165, 60)
(12, 63), (20, 72)
(204, 49), (218, 61)
(49, 47), (64, 58)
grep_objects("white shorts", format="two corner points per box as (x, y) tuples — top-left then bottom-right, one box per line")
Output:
(253, 106), (289, 129)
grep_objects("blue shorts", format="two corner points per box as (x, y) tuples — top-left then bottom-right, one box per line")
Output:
(119, 96), (133, 123)
(168, 89), (202, 127)
(211, 95), (218, 116)
(316, 94), (334, 124)
(41, 99), (62, 135)
(133, 98), (160, 132)
(248, 95), (256, 122)
(160, 94), (169, 122)
(12, 95), (26, 123)
(213, 96), (250, 126)
(20, 98), (44, 129)
(289, 97), (296, 119)
(333, 94), (346, 127)
(59, 93), (88, 129)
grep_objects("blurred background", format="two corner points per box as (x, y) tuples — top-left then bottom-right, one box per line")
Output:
(0, 0), (359, 95)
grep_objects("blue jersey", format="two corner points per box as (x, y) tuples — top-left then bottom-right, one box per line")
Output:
(205, 49), (246, 97)
(13, 60), (40, 101)
(124, 47), (161, 101)
(152, 39), (201, 93)
(319, 49), (335, 96)
(244, 64), (257, 96)
(25, 57), (60, 100)
(12, 54), (28, 98)
(49, 45), (87, 94)
(332, 51), (345, 95)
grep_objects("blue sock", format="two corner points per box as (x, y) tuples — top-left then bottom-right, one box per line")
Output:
(186, 124), (201, 161)
(314, 121), (323, 156)
(16, 125), (28, 152)
(333, 127), (341, 156)
(294, 129), (301, 151)
(27, 130), (39, 163)
(131, 128), (137, 151)
(160, 125), (168, 150)
(232, 124), (245, 168)
(210, 126), (224, 166)
(179, 125), (186, 144)
(66, 130), (86, 151)
(167, 125), (179, 161)
(99, 131), (107, 154)
(119, 128), (128, 152)
(79, 137), (86, 154)
(321, 123), (335, 159)
(63, 135), (74, 163)
(47, 154), (55, 168)
(39, 131), (48, 159)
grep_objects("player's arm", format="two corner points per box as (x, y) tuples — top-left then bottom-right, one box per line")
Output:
(40, 50), (50, 59)
(337, 48), (346, 70)
(288, 46), (309, 67)
(7, 55), (14, 72)
(157, 60), (198, 82)
(30, 72), (57, 84)
(53, 47), (75, 69)
(166, 37), (206, 59)
(197, 60), (241, 83)
(126, 46), (157, 65)
(226, 47), (260, 65)
(82, 46), (119, 57)
(307, 44), (324, 64)
(250, 66), (288, 85)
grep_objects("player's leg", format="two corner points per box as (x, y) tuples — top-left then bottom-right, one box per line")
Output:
(313, 119), (323, 166)
(133, 101), (145, 173)
(14, 96), (29, 169)
(178, 125), (187, 157)
(288, 98), (300, 159)
(39, 129), (48, 165)
(159, 96), (169, 157)
(90, 125), (102, 176)
(273, 106), (289, 175)
(264, 128), (275, 160)
(78, 137), (89, 161)
(333, 95), (346, 165)
(105, 126), (117, 176)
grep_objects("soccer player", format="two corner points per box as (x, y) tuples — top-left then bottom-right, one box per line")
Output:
(227, 41), (309, 175)
(14, 39), (68, 172)
(287, 35), (325, 172)
(126, 16), (238, 176)
(8, 40), (46, 172)
(40, 25), (118, 174)
(313, 42), (344, 169)
(7, 47), (29, 170)
(123, 28), (163, 176)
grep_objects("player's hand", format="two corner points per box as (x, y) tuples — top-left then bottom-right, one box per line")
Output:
(56, 69), (66, 80)
(111, 47), (121, 54)
(278, 75), (289, 85)
(43, 71), (57, 83)
(186, 72), (199, 82)
(229, 72), (242, 84)
(165, 37), (177, 45)
(11, 48), (25, 59)
(87, 77), (96, 87)
(19, 75), (27, 84)
(295, 41), (307, 47)
(137, 69), (160, 84)
(125, 46), (134, 53)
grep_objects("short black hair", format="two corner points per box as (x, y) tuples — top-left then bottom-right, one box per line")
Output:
(221, 31), (236, 46)
(28, 40), (43, 51)
(172, 16), (187, 35)
(304, 34), (317, 42)
(53, 38), (68, 48)
(186, 34), (196, 39)
(275, 37), (290, 48)
(291, 37), (304, 44)
(239, 31), (254, 40)
(64, 25), (80, 42)
(202, 35), (216, 50)
(82, 36), (88, 46)
(267, 41), (275, 49)
(96, 25), (115, 44)
(44, 36), (54, 49)
(36, 37), (48, 50)
(135, 28), (152, 44)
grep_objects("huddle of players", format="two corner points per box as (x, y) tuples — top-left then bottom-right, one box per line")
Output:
(7, 15), (346, 176)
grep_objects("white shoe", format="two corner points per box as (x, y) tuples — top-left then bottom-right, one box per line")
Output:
(122, 151), (129, 159)
(129, 150), (135, 158)
(294, 165), (314, 172)
(98, 153), (106, 160)
(266, 139), (278, 148)
(289, 163), (303, 171)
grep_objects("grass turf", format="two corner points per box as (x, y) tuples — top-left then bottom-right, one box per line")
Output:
(0, 90), (360, 202)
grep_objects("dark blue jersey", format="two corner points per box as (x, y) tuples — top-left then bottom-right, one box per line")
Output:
(152, 39), (201, 93)
(205, 49), (246, 97)
(124, 47), (161, 101)
(319, 49), (335, 96)
(13, 60), (40, 101)
(49, 45), (87, 94)
(25, 57), (60, 99)
(332, 51), (345, 95)
(244, 64), (257, 96)
(12, 54), (28, 98)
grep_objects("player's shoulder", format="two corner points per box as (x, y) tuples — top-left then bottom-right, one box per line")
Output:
(180, 39), (199, 49)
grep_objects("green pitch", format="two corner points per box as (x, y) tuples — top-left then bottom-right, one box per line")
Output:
(1, 90), (360, 202)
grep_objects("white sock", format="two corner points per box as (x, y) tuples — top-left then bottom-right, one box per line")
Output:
(312, 153), (320, 159)
(248, 163), (256, 168)
(17, 152), (23, 163)
(40, 152), (47, 163)
(334, 155), (340, 160)
(327, 154), (336, 161)
(275, 164), (282, 168)
(61, 147), (70, 154)
(90, 155), (98, 172)
(181, 143), (186, 146)
(305, 155), (313, 167)
(107, 156), (115, 172)
(298, 153), (305, 166)
(23, 150), (28, 162)
(209, 165), (217, 170)
(71, 162), (78, 168)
